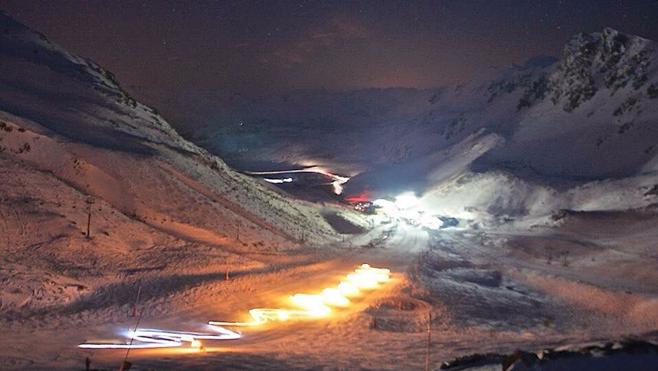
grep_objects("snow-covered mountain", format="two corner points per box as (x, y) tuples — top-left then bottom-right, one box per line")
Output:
(0, 12), (346, 312)
(190, 28), (658, 223)
(476, 27), (658, 179)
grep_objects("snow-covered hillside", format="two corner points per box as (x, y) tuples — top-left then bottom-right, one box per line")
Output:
(190, 28), (658, 222)
(0, 12), (348, 313)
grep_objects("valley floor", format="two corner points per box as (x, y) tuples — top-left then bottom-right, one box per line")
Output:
(1, 212), (657, 370)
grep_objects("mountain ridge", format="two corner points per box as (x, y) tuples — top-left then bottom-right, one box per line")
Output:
(188, 27), (657, 183)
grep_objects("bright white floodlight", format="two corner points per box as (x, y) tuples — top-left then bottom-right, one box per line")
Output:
(394, 192), (419, 209)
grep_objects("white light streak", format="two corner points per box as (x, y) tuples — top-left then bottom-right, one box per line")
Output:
(246, 166), (350, 195)
(78, 326), (240, 349)
(263, 177), (293, 184)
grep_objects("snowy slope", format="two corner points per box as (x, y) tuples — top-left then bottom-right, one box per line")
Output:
(419, 28), (658, 223)
(0, 12), (347, 313)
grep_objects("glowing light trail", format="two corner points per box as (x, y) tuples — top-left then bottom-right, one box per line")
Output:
(78, 264), (390, 350)
(209, 264), (390, 327)
(245, 166), (350, 195)
(263, 177), (293, 184)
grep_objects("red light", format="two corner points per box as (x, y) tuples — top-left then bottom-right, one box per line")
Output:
(345, 190), (371, 203)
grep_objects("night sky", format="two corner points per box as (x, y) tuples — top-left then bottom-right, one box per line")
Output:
(3, 0), (658, 96)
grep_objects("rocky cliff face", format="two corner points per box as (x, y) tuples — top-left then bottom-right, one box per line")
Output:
(529, 28), (653, 112)
(486, 27), (656, 113)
